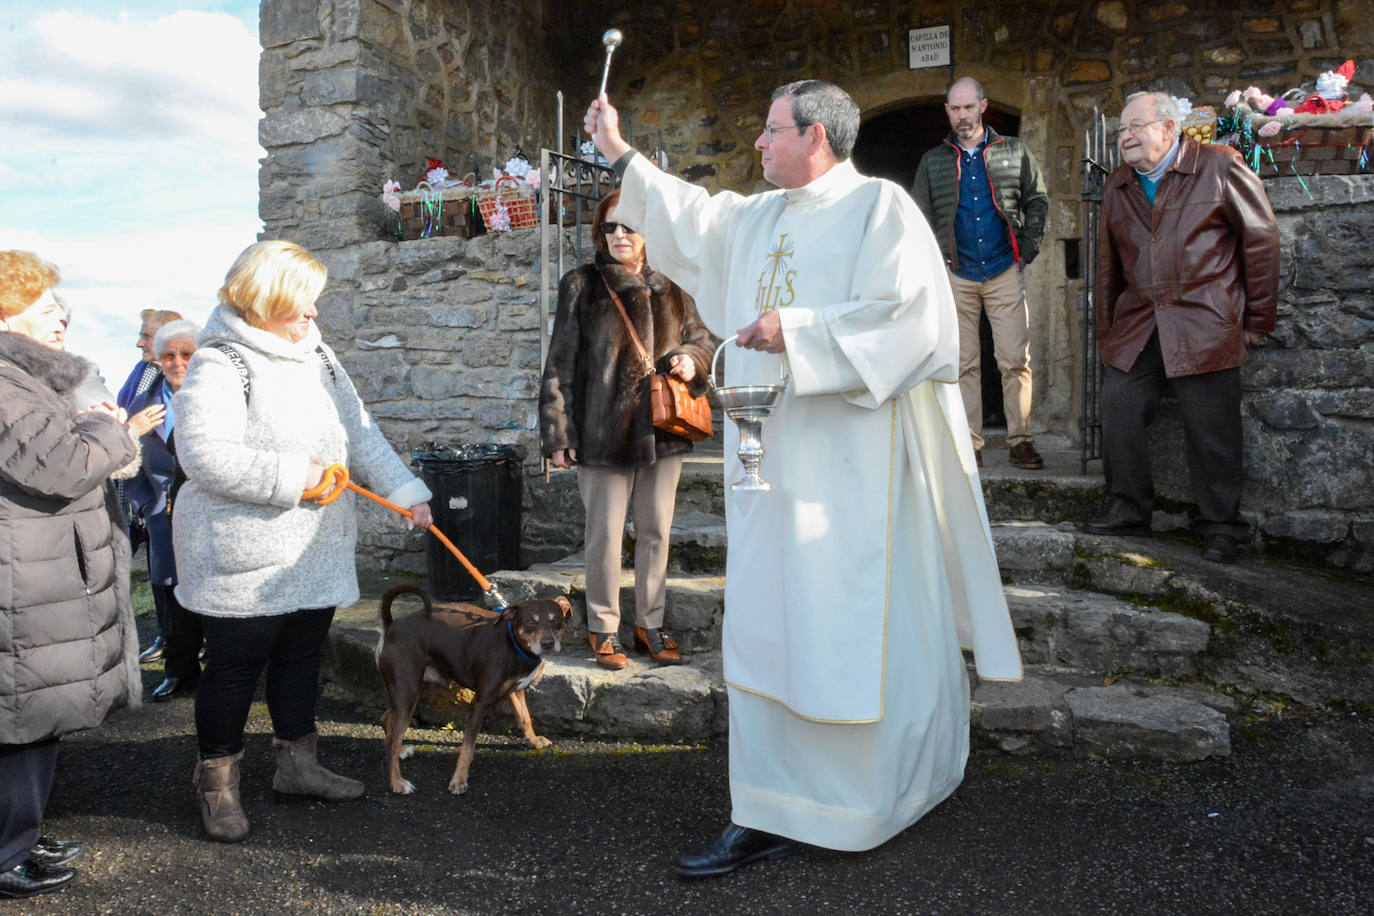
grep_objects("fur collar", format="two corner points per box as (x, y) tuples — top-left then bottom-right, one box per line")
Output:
(595, 251), (673, 299)
(0, 331), (93, 395)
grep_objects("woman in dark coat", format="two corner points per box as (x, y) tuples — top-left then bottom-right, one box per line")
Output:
(0, 251), (137, 900)
(539, 190), (714, 669)
(125, 319), (202, 701)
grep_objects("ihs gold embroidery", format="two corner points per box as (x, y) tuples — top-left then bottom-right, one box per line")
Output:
(755, 234), (797, 313)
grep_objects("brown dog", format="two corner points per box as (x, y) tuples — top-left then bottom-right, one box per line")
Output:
(376, 584), (572, 795)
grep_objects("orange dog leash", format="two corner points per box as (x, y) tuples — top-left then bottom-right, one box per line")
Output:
(302, 463), (509, 608)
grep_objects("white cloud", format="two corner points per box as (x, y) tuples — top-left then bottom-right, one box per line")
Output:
(0, 11), (261, 159)
(0, 6), (262, 384)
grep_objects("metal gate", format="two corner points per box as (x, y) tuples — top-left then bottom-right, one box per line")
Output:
(1079, 108), (1118, 474)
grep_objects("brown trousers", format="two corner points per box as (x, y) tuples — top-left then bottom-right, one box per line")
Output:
(948, 264), (1034, 450)
(577, 455), (684, 635)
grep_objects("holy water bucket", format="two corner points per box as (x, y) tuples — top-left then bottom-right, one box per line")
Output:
(709, 335), (788, 491)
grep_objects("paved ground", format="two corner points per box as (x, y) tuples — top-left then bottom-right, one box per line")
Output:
(17, 653), (1373, 915)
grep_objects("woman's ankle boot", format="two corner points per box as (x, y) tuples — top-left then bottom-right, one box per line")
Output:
(272, 733), (364, 801)
(194, 751), (249, 843)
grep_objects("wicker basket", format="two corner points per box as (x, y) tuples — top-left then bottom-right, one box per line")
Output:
(1252, 123), (1373, 179)
(474, 176), (540, 232)
(398, 182), (482, 240)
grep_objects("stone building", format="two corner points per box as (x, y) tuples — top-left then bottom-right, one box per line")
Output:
(257, 0), (1374, 573)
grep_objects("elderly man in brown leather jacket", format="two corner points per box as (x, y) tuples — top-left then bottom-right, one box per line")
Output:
(1084, 91), (1279, 564)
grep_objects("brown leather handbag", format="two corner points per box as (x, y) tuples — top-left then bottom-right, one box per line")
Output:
(603, 276), (713, 442)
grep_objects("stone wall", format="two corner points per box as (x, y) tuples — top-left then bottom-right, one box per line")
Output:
(259, 0), (567, 251)
(318, 230), (555, 576)
(1244, 175), (1372, 571)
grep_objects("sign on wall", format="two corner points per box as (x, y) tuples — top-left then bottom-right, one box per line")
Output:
(908, 26), (951, 69)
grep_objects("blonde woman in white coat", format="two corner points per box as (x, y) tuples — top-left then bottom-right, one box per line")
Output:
(173, 241), (433, 843)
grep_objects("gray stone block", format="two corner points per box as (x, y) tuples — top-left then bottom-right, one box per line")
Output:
(1006, 585), (1209, 679)
(972, 675), (1073, 752)
(992, 523), (1076, 581)
(1068, 686), (1230, 761)
(583, 662), (720, 741)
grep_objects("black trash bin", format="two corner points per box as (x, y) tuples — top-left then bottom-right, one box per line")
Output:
(411, 443), (526, 601)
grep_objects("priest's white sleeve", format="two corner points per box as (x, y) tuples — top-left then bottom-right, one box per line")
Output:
(777, 184), (959, 409)
(614, 153), (751, 334)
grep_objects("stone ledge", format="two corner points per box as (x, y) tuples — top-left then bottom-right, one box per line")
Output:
(323, 601), (1236, 760)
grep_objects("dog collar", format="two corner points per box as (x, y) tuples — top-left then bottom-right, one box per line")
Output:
(506, 619), (536, 663)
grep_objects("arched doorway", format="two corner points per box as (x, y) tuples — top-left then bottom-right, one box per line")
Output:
(853, 99), (1022, 434)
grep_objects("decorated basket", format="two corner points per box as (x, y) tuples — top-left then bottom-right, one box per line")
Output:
(398, 181), (482, 240)
(1222, 109), (1373, 180)
(474, 176), (540, 232)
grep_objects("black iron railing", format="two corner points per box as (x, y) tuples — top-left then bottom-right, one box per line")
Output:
(1079, 108), (1118, 474)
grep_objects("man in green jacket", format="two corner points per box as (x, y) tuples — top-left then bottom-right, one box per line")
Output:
(912, 77), (1049, 469)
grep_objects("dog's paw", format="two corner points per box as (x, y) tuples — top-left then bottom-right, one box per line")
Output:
(448, 778), (469, 795)
(528, 735), (552, 749)
(390, 779), (416, 795)
(399, 745), (415, 760)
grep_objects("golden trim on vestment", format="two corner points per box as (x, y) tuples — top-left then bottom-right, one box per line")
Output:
(724, 681), (884, 725)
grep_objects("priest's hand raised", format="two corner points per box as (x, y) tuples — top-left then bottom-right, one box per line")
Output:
(735, 311), (786, 353)
(585, 93), (632, 164)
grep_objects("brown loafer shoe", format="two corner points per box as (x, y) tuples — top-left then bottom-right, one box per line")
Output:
(633, 626), (682, 664)
(1009, 441), (1044, 470)
(589, 632), (628, 669)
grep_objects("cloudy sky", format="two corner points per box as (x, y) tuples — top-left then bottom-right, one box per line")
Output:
(0, 0), (262, 387)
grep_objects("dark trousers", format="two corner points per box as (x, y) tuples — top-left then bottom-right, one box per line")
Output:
(0, 739), (59, 872)
(1100, 332), (1248, 540)
(153, 584), (204, 680)
(194, 607), (335, 760)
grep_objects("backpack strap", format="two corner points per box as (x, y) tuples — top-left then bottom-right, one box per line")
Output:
(209, 341), (338, 406)
(315, 345), (337, 385)
(210, 343), (251, 401)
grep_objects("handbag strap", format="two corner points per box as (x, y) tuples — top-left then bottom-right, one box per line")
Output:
(601, 274), (655, 372)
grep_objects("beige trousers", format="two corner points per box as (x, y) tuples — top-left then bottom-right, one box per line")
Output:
(948, 264), (1033, 450)
(577, 455), (684, 635)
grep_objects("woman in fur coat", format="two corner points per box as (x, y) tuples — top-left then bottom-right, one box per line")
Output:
(0, 251), (138, 901)
(539, 190), (714, 669)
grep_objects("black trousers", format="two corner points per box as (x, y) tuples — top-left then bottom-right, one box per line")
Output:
(153, 584), (204, 680)
(1100, 332), (1249, 540)
(194, 607), (335, 760)
(0, 739), (59, 872)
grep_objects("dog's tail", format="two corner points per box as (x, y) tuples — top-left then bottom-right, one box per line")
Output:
(380, 584), (433, 630)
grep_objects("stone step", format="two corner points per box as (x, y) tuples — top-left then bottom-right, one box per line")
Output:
(492, 516), (1374, 706)
(1007, 523), (1374, 707)
(518, 436), (1109, 566)
(972, 666), (1235, 761)
(1007, 583), (1211, 680)
(321, 601), (1233, 760)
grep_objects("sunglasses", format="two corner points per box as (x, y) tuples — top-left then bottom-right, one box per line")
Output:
(600, 221), (638, 236)
(160, 348), (196, 360)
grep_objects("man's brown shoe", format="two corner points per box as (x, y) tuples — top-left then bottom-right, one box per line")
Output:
(633, 627), (682, 664)
(589, 632), (628, 669)
(1009, 441), (1044, 470)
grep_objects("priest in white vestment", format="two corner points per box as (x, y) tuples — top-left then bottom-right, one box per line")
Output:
(585, 80), (1023, 878)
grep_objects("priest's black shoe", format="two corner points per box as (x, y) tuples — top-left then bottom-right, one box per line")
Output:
(674, 823), (796, 879)
(29, 835), (85, 868)
(1080, 517), (1152, 537)
(0, 859), (77, 899)
(151, 674), (198, 701)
